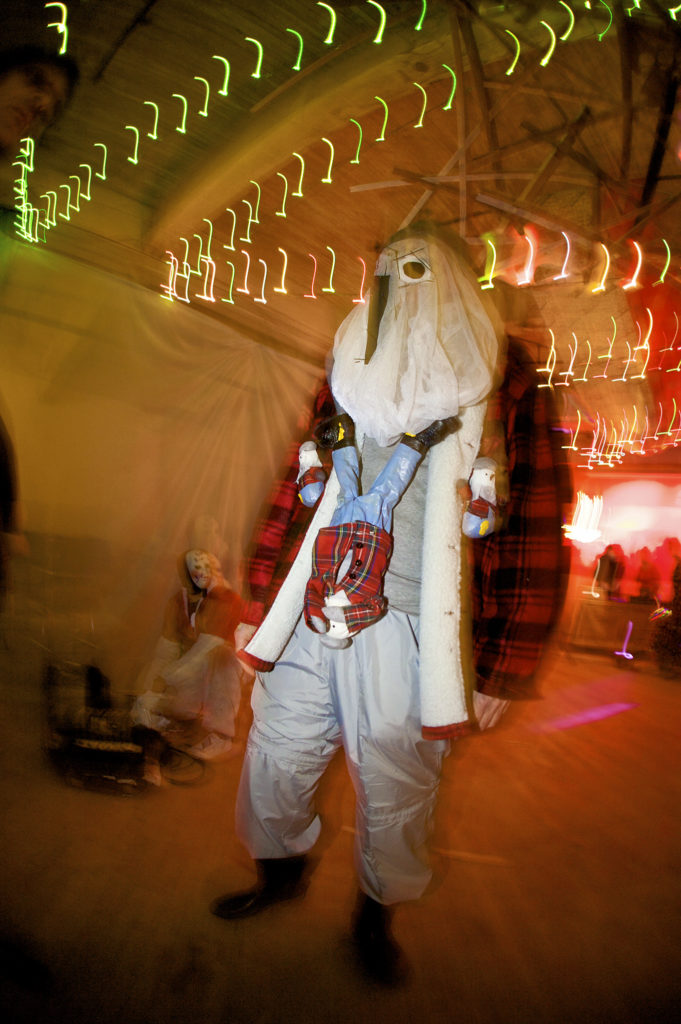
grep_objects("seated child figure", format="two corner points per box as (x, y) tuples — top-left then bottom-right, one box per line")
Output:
(132, 549), (244, 782)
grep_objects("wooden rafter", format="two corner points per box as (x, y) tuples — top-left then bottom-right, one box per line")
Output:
(92, 0), (162, 82)
(450, 11), (469, 235)
(398, 59), (542, 231)
(484, 80), (614, 108)
(636, 62), (681, 224)
(514, 107), (594, 210)
(616, 9), (635, 182)
(465, 104), (635, 180)
(391, 169), (595, 191)
(458, 14), (503, 192)
(609, 190), (681, 244)
(474, 191), (602, 245)
(520, 118), (621, 191)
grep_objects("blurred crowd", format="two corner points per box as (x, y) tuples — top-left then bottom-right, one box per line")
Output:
(589, 537), (681, 606)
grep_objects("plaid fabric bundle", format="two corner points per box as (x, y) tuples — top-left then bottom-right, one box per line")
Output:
(304, 520), (393, 636)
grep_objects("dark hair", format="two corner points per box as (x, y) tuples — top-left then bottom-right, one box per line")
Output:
(0, 45), (79, 99)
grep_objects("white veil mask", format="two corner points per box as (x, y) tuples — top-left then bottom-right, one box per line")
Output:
(330, 234), (501, 446)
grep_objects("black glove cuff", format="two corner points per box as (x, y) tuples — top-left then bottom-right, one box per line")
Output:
(313, 413), (356, 450)
(401, 416), (461, 454)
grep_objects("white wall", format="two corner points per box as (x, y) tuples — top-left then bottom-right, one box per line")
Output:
(1, 240), (324, 686)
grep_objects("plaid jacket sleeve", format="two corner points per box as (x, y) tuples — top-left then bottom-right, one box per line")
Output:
(241, 381), (337, 626)
(470, 343), (572, 700)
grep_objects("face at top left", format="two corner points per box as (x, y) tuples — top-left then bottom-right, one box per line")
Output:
(0, 62), (70, 157)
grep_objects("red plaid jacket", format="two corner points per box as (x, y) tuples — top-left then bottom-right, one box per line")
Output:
(241, 343), (571, 700)
(470, 346), (572, 698)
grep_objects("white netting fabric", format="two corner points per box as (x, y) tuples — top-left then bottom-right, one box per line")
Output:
(330, 234), (502, 446)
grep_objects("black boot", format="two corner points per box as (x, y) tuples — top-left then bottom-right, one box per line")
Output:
(210, 856), (309, 920)
(351, 892), (409, 986)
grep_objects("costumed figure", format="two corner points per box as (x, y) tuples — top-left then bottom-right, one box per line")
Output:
(213, 230), (570, 986)
(132, 548), (244, 780)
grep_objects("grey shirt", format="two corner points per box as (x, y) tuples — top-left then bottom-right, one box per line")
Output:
(359, 436), (429, 615)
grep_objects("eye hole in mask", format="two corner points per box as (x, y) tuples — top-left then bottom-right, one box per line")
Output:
(397, 253), (432, 284)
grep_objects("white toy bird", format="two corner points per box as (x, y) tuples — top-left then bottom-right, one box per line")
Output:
(462, 456), (498, 538)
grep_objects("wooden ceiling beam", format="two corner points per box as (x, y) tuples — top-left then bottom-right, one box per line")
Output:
(483, 79), (615, 108)
(450, 13), (469, 236)
(615, 9), (635, 182)
(397, 58), (541, 231)
(466, 105), (635, 175)
(392, 169), (595, 190)
(146, 15), (453, 248)
(93, 0), (161, 82)
(475, 191), (603, 245)
(513, 107), (593, 212)
(636, 62), (680, 225)
(609, 190), (681, 245)
(457, 14), (504, 193)
(520, 118), (621, 191)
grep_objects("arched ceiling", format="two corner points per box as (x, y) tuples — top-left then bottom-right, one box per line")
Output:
(5, 0), (681, 470)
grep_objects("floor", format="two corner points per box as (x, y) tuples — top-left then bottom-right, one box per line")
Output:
(1, 597), (680, 1024)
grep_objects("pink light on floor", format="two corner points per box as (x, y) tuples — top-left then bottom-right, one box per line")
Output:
(532, 702), (639, 732)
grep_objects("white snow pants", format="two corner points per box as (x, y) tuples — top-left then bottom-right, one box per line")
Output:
(235, 609), (449, 905)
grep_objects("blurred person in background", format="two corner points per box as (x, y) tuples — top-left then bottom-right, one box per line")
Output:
(652, 540), (681, 676)
(0, 44), (79, 210)
(652, 537), (681, 605)
(594, 543), (626, 601)
(0, 414), (28, 625)
(633, 547), (661, 604)
(0, 45), (79, 633)
(132, 550), (245, 783)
